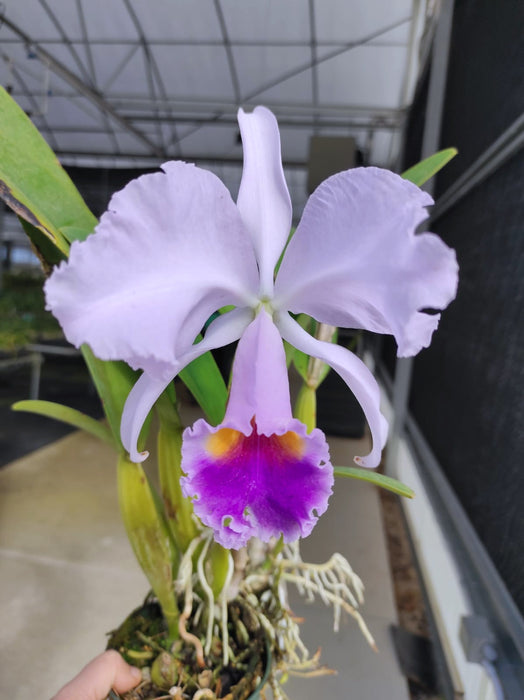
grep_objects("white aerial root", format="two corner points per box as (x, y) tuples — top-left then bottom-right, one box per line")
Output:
(196, 535), (214, 655)
(218, 549), (235, 666)
(279, 542), (376, 650)
(176, 530), (236, 666)
(176, 534), (207, 667)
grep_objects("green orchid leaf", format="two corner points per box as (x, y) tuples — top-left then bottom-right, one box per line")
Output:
(274, 226), (296, 276)
(19, 218), (67, 273)
(334, 466), (414, 499)
(283, 338), (296, 369)
(179, 347), (228, 426)
(12, 399), (115, 447)
(81, 345), (146, 450)
(0, 86), (97, 256)
(118, 455), (179, 642)
(289, 315), (315, 381)
(402, 148), (458, 187)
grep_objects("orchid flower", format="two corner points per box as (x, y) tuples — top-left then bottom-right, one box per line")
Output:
(45, 106), (458, 549)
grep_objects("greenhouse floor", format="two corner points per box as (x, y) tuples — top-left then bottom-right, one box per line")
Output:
(0, 359), (409, 699)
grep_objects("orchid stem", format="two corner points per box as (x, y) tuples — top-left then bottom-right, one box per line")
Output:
(156, 391), (199, 553)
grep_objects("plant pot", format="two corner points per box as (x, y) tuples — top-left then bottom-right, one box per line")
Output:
(106, 599), (271, 700)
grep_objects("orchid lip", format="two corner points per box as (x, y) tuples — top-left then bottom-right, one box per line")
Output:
(181, 414), (333, 549)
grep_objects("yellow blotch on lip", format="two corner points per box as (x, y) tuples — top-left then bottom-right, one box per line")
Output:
(207, 428), (242, 457)
(277, 430), (305, 458)
(207, 425), (305, 460)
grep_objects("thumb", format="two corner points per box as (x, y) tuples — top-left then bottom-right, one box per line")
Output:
(52, 650), (142, 700)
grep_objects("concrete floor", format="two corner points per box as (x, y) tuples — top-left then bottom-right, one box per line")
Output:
(0, 419), (409, 699)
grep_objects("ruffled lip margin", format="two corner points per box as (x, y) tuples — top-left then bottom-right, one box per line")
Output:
(180, 416), (333, 550)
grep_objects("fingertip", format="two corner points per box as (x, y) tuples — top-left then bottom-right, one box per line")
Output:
(130, 665), (142, 682)
(109, 651), (142, 693)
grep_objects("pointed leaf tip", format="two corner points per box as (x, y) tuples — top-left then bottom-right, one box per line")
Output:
(402, 148), (458, 187)
(12, 399), (116, 447)
(334, 465), (414, 498)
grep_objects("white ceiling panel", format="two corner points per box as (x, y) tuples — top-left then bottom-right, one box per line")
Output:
(314, 0), (411, 43)
(317, 46), (407, 108)
(34, 0), (87, 41)
(0, 57), (44, 100)
(221, 0), (310, 42)
(131, 0), (223, 41)
(54, 129), (114, 153)
(31, 40), (95, 86)
(177, 124), (241, 158)
(114, 130), (160, 156)
(80, 0), (139, 41)
(150, 45), (236, 100)
(42, 95), (103, 129)
(232, 46), (312, 103)
(368, 22), (411, 45)
(2, 0), (67, 40)
(278, 126), (311, 162)
(89, 45), (148, 94)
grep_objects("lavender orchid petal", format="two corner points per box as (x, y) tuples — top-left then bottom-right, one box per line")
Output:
(121, 307), (254, 462)
(45, 161), (259, 378)
(237, 107), (292, 296)
(181, 310), (333, 549)
(276, 312), (388, 469)
(121, 373), (169, 463)
(274, 167), (459, 357)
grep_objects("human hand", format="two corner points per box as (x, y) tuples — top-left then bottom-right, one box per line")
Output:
(52, 650), (142, 700)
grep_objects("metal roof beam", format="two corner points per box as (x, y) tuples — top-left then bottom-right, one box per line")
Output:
(0, 37), (409, 48)
(36, 117), (401, 132)
(9, 84), (406, 124)
(53, 150), (309, 167)
(38, 0), (93, 87)
(308, 0), (319, 131)
(123, 114), (401, 130)
(213, 0), (241, 104)
(122, 0), (169, 153)
(75, 0), (120, 154)
(107, 97), (405, 119)
(0, 15), (163, 157)
(123, 0), (181, 154)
